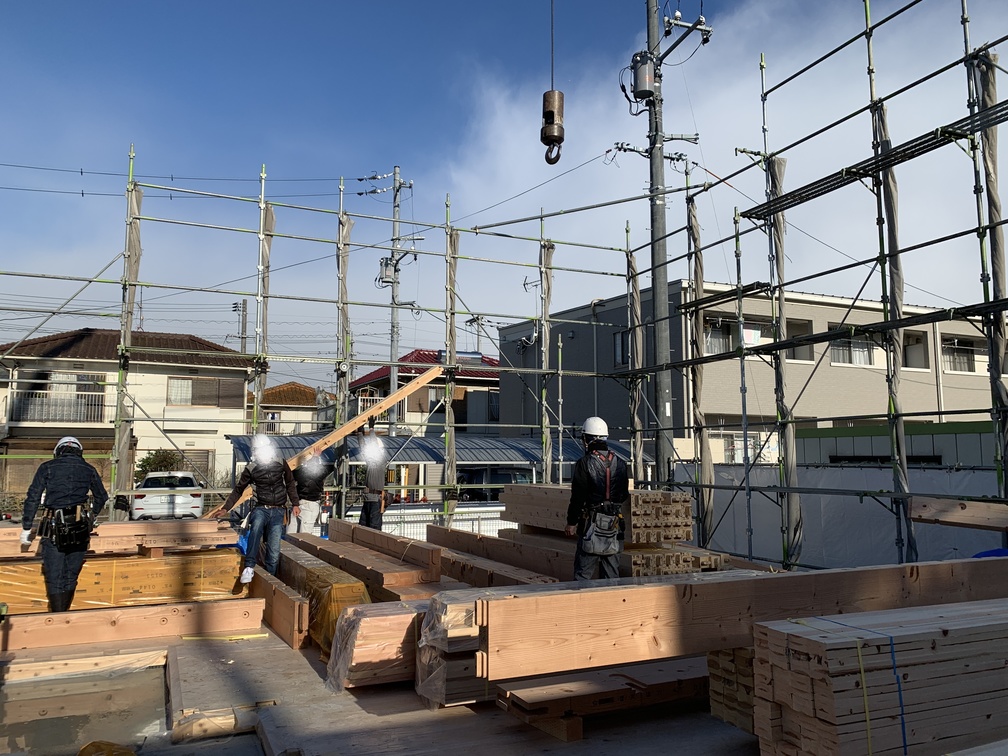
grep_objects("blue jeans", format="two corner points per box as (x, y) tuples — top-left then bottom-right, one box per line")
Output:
(245, 506), (286, 574)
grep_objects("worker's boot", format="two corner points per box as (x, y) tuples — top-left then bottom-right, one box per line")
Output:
(46, 593), (61, 613)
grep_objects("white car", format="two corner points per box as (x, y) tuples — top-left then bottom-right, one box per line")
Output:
(130, 472), (205, 520)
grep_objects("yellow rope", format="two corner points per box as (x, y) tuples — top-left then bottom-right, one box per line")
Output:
(856, 641), (874, 755)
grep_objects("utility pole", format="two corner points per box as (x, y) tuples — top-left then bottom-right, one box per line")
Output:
(382, 166), (415, 437)
(466, 314), (484, 353)
(637, 1), (712, 484)
(233, 299), (248, 354)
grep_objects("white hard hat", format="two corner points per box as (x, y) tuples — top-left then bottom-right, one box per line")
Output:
(582, 416), (608, 439)
(54, 436), (82, 454)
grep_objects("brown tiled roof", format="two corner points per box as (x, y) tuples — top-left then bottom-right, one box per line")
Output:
(0, 328), (252, 369)
(351, 348), (499, 390)
(247, 382), (336, 408)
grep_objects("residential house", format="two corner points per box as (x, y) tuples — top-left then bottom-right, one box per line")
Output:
(247, 381), (334, 435)
(0, 328), (253, 494)
(349, 349), (500, 437)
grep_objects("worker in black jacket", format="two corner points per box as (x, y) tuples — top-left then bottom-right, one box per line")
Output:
(565, 417), (629, 581)
(21, 436), (108, 612)
(221, 434), (300, 583)
(288, 450), (335, 535)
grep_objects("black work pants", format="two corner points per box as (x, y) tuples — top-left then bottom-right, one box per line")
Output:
(40, 537), (88, 595)
(359, 494), (383, 531)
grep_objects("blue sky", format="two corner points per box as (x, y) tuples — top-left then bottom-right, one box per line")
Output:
(2, 1), (1005, 389)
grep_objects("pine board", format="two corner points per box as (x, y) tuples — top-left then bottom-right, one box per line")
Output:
(475, 557), (1008, 681)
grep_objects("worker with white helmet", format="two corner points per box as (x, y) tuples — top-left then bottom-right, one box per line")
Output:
(565, 417), (629, 580)
(21, 436), (108, 611)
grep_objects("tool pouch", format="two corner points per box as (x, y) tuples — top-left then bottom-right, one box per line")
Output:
(51, 506), (91, 551)
(581, 503), (621, 556)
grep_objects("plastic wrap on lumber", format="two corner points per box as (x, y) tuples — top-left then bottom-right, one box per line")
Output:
(326, 599), (427, 690)
(277, 542), (370, 655)
(0, 549), (247, 614)
(415, 643), (492, 709)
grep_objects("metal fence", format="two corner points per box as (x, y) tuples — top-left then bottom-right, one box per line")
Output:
(335, 504), (508, 541)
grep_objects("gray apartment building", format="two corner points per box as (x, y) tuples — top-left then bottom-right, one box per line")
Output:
(498, 280), (993, 468)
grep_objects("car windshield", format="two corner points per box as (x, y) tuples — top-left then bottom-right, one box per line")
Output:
(143, 475), (196, 489)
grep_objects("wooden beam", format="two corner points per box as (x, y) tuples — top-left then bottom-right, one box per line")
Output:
(440, 548), (558, 588)
(2, 519), (237, 558)
(248, 567), (310, 650)
(910, 496), (1008, 532)
(328, 519), (441, 582)
(287, 532), (430, 589)
(474, 557), (1008, 680)
(426, 524), (571, 581)
(327, 599), (428, 688)
(1, 599), (265, 650)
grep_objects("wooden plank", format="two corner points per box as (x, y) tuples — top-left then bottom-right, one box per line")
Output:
(328, 519), (441, 582)
(248, 566), (310, 650)
(0, 649), (166, 683)
(497, 657), (709, 720)
(474, 556), (1008, 681)
(426, 524), (571, 580)
(1, 599), (265, 650)
(171, 706), (260, 743)
(910, 496), (1008, 531)
(286, 532), (428, 590)
(1, 549), (247, 614)
(440, 547), (558, 587)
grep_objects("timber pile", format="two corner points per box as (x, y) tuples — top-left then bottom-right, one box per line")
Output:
(0, 519), (237, 558)
(277, 541), (370, 657)
(472, 558), (1008, 681)
(708, 646), (755, 734)
(500, 484), (694, 546)
(753, 599), (1008, 755)
(326, 599), (428, 689)
(439, 547), (558, 587)
(497, 657), (710, 742)
(428, 524), (569, 581)
(328, 518), (441, 582)
(0, 548), (246, 614)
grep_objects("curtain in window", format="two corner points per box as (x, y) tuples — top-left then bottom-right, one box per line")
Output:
(167, 378), (192, 405)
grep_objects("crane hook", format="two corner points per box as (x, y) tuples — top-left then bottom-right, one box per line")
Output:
(545, 144), (562, 165)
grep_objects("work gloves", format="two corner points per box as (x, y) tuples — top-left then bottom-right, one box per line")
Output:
(20, 529), (32, 546)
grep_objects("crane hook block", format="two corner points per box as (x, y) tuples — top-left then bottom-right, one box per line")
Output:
(541, 89), (564, 165)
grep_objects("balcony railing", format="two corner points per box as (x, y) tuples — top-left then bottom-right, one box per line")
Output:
(7, 388), (115, 425)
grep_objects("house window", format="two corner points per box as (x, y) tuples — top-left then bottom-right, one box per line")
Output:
(167, 377), (244, 408)
(487, 391), (500, 422)
(903, 331), (929, 369)
(830, 328), (874, 366)
(785, 320), (814, 362)
(613, 330), (630, 366)
(942, 338), (978, 372)
(704, 322), (732, 354)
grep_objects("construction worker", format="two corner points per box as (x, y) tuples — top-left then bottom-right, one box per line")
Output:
(358, 419), (389, 531)
(288, 449), (334, 535)
(21, 436), (108, 612)
(565, 417), (629, 581)
(220, 434), (300, 583)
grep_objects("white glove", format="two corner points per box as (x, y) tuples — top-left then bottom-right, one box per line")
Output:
(20, 529), (32, 546)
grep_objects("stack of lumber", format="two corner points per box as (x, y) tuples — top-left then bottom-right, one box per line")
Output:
(708, 646), (755, 734)
(499, 484), (698, 578)
(277, 541), (370, 657)
(427, 524), (569, 581)
(248, 566), (310, 650)
(324, 519), (453, 601)
(497, 657), (710, 742)
(471, 558), (1008, 682)
(439, 547), (558, 587)
(1, 519), (237, 558)
(753, 599), (1008, 755)
(0, 549), (246, 613)
(326, 599), (428, 689)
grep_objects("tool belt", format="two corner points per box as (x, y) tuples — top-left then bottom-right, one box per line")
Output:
(581, 501), (622, 556)
(39, 505), (92, 551)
